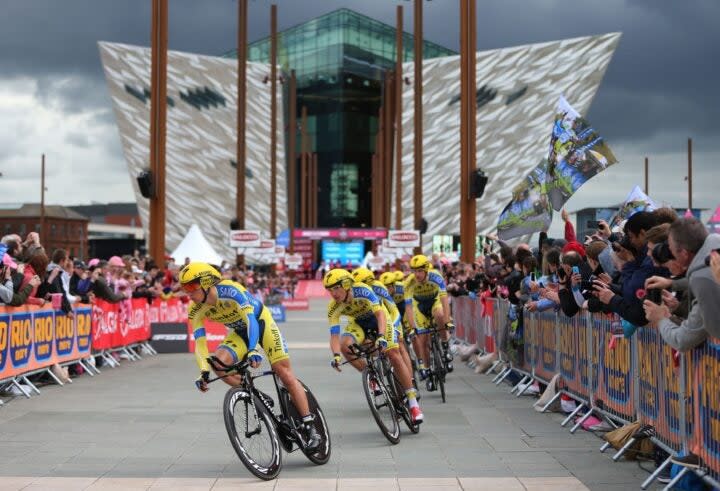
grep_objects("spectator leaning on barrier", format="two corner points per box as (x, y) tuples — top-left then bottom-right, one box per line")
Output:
(644, 217), (720, 351)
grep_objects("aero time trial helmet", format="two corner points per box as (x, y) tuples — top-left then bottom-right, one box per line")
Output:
(409, 254), (431, 271)
(179, 262), (222, 292)
(351, 267), (375, 285)
(323, 269), (353, 290)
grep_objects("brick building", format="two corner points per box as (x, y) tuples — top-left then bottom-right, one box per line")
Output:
(0, 203), (89, 259)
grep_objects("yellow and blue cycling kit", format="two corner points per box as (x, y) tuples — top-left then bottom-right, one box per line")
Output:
(403, 269), (447, 330)
(188, 279), (289, 373)
(327, 283), (398, 350)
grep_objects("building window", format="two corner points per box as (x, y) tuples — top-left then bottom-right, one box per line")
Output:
(19, 223), (26, 235)
(51, 224), (56, 237)
(3, 224), (10, 235)
(330, 163), (358, 218)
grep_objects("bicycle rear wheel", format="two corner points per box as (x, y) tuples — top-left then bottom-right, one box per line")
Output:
(280, 381), (332, 465)
(431, 340), (446, 403)
(223, 387), (282, 480)
(388, 368), (420, 434)
(362, 367), (400, 444)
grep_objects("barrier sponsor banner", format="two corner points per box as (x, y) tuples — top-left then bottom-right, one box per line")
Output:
(267, 304), (286, 323)
(534, 311), (558, 382)
(282, 299), (309, 310)
(594, 314), (634, 421)
(151, 323), (190, 353)
(0, 305), (92, 380)
(187, 320), (227, 353)
(692, 338), (720, 482)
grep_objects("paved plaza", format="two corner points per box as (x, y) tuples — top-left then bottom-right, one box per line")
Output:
(0, 301), (658, 490)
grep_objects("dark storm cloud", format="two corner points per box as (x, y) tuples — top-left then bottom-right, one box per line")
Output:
(1, 0), (718, 155)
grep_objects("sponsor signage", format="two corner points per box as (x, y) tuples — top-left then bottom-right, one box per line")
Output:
(0, 305), (93, 380)
(229, 230), (261, 248)
(284, 253), (303, 270)
(387, 230), (420, 248)
(150, 323), (190, 353)
(368, 255), (387, 270)
(267, 304), (287, 323)
(282, 299), (309, 310)
(293, 228), (387, 240)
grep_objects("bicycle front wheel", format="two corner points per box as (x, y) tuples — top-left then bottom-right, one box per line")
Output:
(223, 388), (282, 480)
(362, 367), (400, 444)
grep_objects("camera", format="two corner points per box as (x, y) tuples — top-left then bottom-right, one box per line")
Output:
(652, 242), (675, 265)
(646, 288), (662, 305)
(704, 248), (720, 267)
(580, 275), (598, 292)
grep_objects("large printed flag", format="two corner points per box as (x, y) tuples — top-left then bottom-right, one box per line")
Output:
(545, 97), (618, 210)
(497, 96), (617, 240)
(707, 205), (720, 233)
(497, 162), (553, 240)
(612, 185), (658, 226)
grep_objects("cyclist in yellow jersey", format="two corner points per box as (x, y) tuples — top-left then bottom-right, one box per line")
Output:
(180, 262), (320, 448)
(323, 269), (424, 424)
(404, 255), (455, 390)
(381, 271), (421, 374)
(352, 268), (415, 386)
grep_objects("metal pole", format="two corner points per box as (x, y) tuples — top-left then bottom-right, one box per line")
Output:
(40, 154), (45, 241)
(312, 153), (318, 228)
(236, 0), (247, 230)
(301, 106), (308, 228)
(413, 0), (423, 247)
(644, 156), (649, 195)
(288, 70), (297, 252)
(300, 153), (307, 228)
(149, 0), (167, 263)
(384, 73), (395, 228)
(460, 0), (477, 264)
(270, 4), (278, 239)
(688, 137), (693, 210)
(377, 105), (385, 229)
(395, 5), (404, 230)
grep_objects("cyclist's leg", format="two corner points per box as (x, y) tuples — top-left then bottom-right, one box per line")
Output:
(432, 297), (449, 341)
(341, 321), (367, 371)
(214, 332), (247, 387)
(414, 300), (432, 371)
(383, 320), (423, 418)
(395, 319), (413, 377)
(260, 311), (311, 418)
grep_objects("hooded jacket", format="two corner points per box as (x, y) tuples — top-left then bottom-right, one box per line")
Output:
(658, 234), (720, 351)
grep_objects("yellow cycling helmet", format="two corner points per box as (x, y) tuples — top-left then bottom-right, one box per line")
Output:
(323, 269), (353, 290)
(393, 271), (404, 282)
(410, 254), (431, 271)
(351, 267), (375, 285)
(179, 262), (222, 292)
(379, 272), (396, 286)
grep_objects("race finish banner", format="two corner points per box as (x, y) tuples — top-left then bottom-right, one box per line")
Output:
(0, 304), (92, 381)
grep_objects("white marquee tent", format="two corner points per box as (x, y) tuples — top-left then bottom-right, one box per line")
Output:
(170, 224), (225, 266)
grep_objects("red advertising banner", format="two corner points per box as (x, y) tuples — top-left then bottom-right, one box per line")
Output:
(187, 320), (228, 353)
(92, 298), (186, 350)
(0, 305), (93, 381)
(282, 299), (309, 310)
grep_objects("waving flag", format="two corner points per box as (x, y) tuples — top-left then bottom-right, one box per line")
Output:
(497, 162), (553, 240)
(545, 97), (618, 210)
(613, 185), (658, 226)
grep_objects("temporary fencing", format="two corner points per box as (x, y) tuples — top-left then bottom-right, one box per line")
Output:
(0, 298), (186, 403)
(451, 295), (720, 489)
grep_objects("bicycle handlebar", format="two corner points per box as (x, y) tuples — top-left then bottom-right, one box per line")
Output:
(205, 356), (250, 384)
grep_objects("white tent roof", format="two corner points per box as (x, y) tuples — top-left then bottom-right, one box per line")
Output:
(170, 224), (224, 266)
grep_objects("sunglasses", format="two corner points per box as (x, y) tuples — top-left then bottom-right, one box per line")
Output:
(180, 281), (203, 293)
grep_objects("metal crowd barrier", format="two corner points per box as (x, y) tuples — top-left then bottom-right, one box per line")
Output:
(450, 294), (720, 489)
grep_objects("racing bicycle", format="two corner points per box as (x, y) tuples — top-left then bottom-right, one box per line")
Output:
(206, 355), (331, 480)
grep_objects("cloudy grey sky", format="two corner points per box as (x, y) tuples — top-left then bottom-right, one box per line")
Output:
(1, 0), (718, 234)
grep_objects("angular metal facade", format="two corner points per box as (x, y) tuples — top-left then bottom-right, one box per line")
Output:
(394, 33), (621, 244)
(99, 42), (286, 260)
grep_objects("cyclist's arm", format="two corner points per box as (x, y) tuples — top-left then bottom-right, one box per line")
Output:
(189, 305), (210, 373)
(430, 271), (451, 323)
(374, 308), (387, 336)
(403, 280), (416, 330)
(328, 303), (342, 355)
(440, 294), (451, 324)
